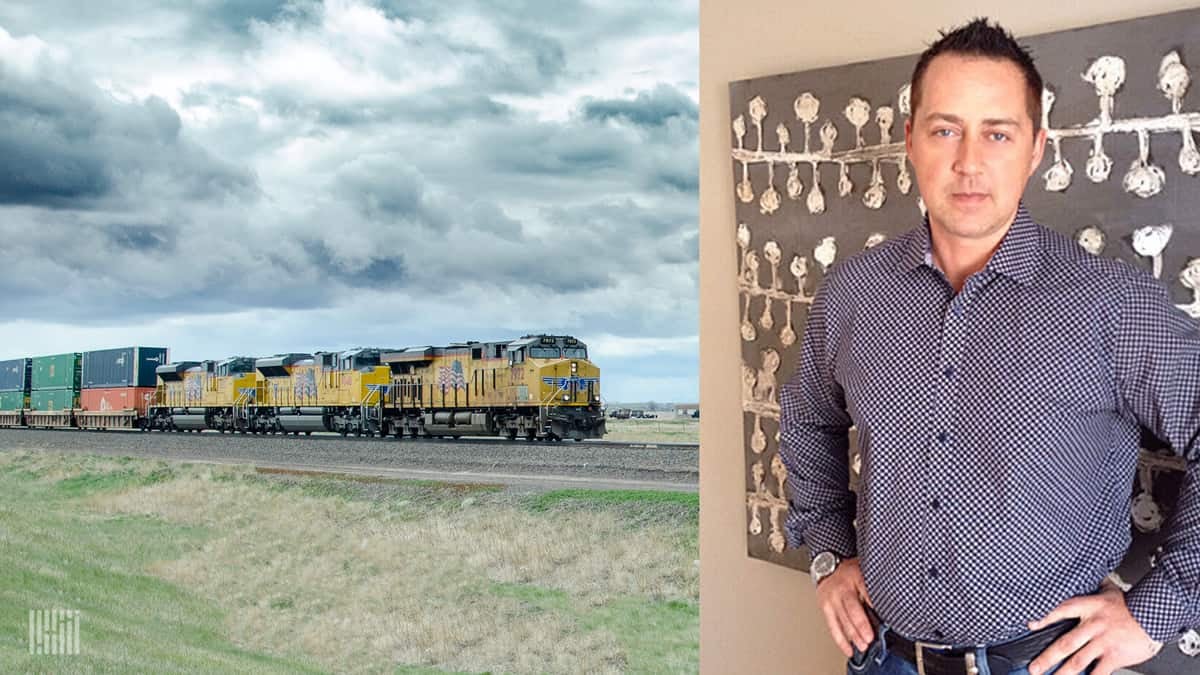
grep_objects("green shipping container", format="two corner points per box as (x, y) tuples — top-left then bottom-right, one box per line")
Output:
(0, 391), (26, 411)
(32, 353), (82, 390)
(30, 388), (78, 411)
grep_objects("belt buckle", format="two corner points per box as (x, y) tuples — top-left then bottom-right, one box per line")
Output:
(914, 640), (979, 675)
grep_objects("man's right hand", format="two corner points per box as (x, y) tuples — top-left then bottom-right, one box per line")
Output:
(815, 556), (876, 658)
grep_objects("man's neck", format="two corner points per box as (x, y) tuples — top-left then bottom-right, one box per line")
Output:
(928, 220), (1011, 294)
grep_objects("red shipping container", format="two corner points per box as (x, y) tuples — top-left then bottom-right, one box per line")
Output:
(80, 387), (157, 417)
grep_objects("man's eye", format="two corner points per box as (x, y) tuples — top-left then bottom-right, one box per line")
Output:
(990, 132), (1009, 142)
(933, 128), (954, 137)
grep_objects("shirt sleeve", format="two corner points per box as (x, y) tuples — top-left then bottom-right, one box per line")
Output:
(778, 268), (857, 558)
(1114, 272), (1200, 642)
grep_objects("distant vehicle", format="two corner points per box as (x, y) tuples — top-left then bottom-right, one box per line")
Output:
(691, 409), (700, 419)
(642, 412), (657, 419)
(609, 408), (632, 419)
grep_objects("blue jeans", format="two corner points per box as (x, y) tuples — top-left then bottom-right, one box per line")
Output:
(847, 621), (1095, 675)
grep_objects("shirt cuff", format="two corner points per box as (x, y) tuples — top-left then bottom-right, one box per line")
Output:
(789, 511), (857, 559)
(1124, 565), (1194, 643)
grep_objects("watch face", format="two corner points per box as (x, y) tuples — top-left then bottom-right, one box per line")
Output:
(812, 552), (836, 576)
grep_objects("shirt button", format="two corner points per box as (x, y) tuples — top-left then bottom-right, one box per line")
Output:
(931, 498), (941, 509)
(929, 567), (940, 578)
(936, 431), (949, 444)
(943, 366), (955, 379)
(932, 629), (945, 640)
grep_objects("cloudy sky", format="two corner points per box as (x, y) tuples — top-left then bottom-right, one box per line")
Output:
(0, 0), (698, 403)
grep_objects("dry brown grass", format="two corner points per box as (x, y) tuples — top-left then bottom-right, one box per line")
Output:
(85, 465), (696, 674)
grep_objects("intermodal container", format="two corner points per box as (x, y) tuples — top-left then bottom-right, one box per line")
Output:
(0, 390), (26, 410)
(31, 353), (82, 390)
(30, 388), (78, 411)
(0, 357), (31, 392)
(82, 347), (169, 389)
(80, 387), (157, 417)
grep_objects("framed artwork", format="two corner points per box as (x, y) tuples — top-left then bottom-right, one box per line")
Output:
(730, 8), (1200, 671)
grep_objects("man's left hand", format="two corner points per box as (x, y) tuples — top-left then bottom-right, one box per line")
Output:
(1025, 580), (1163, 675)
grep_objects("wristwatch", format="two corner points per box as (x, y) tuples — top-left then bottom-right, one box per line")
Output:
(810, 551), (841, 587)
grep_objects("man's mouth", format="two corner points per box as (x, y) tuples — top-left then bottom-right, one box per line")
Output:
(951, 192), (989, 203)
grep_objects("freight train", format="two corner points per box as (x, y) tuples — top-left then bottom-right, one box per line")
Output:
(0, 335), (606, 441)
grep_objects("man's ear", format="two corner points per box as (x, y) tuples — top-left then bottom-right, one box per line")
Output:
(1028, 126), (1048, 177)
(904, 118), (913, 156)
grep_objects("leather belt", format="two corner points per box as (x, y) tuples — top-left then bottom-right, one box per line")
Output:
(866, 607), (1079, 675)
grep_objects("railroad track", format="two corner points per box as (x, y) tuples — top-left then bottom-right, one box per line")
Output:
(0, 428), (698, 492)
(0, 425), (698, 450)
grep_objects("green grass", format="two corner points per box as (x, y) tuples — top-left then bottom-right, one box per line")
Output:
(0, 451), (698, 673)
(0, 453), (325, 673)
(527, 488), (697, 512)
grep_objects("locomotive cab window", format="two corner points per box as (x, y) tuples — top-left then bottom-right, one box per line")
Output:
(509, 349), (525, 365)
(563, 347), (586, 359)
(529, 346), (560, 358)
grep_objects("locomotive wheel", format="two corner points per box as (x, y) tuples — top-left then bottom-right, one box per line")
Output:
(305, 431), (313, 436)
(506, 430), (518, 440)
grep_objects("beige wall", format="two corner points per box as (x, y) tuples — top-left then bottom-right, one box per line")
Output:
(698, 1), (1200, 672)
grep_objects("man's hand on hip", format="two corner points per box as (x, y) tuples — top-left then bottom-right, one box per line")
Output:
(1026, 579), (1163, 675)
(816, 556), (876, 658)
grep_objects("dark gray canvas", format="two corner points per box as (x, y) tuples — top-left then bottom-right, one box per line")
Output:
(730, 9), (1200, 671)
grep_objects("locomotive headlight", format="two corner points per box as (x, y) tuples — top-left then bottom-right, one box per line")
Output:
(562, 394), (570, 401)
(570, 361), (577, 373)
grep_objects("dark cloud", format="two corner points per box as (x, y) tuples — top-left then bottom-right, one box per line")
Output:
(197, 0), (316, 36)
(301, 239), (407, 290)
(581, 84), (698, 127)
(476, 121), (633, 176)
(455, 25), (567, 94)
(103, 224), (177, 253)
(0, 59), (257, 209)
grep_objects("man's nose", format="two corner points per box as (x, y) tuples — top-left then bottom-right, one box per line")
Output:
(953, 134), (984, 176)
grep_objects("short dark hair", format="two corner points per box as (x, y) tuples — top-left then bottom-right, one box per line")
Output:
(909, 18), (1044, 132)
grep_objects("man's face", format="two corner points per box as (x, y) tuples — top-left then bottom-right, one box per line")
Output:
(905, 54), (1046, 242)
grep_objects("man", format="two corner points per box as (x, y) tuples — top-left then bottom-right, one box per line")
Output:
(779, 18), (1199, 675)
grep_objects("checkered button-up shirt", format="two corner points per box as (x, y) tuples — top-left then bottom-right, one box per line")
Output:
(779, 203), (1200, 645)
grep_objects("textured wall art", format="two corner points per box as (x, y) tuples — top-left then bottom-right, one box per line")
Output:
(730, 9), (1200, 672)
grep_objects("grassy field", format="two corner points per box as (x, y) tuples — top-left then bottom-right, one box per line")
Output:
(0, 451), (698, 674)
(602, 417), (699, 444)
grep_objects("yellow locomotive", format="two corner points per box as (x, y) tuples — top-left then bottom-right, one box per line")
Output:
(147, 335), (604, 441)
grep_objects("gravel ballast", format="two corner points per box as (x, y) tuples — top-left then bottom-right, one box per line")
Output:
(0, 429), (698, 489)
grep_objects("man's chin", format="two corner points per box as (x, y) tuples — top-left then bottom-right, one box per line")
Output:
(928, 213), (1004, 240)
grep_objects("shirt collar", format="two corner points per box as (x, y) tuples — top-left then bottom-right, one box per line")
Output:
(897, 201), (1042, 287)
